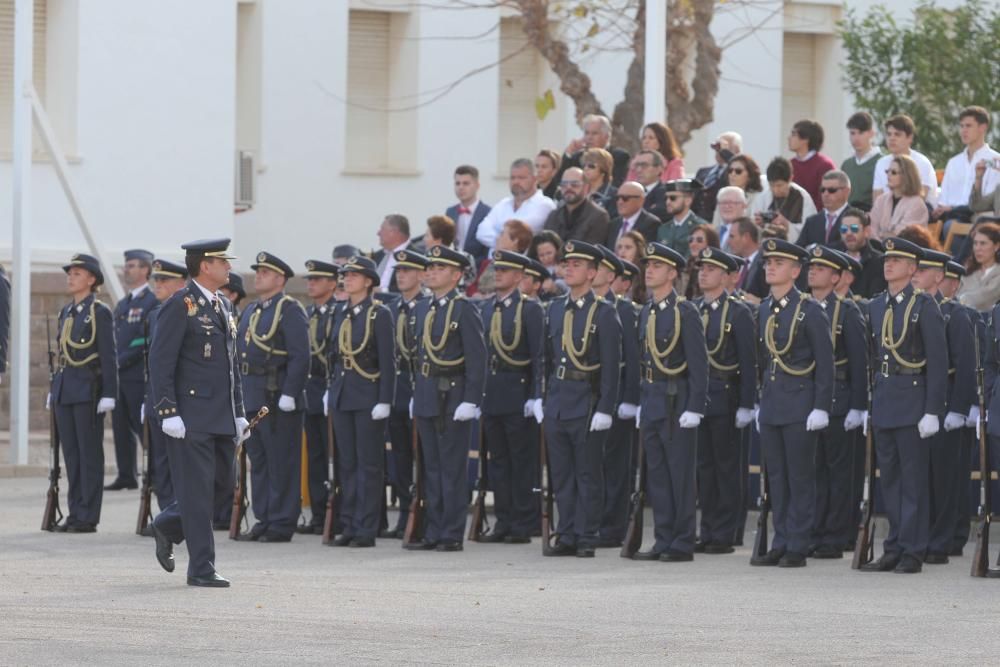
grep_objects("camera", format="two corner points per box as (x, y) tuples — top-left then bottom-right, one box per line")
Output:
(759, 211), (777, 223)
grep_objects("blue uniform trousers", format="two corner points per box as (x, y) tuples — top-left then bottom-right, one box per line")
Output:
(814, 418), (853, 549)
(417, 415), (472, 544)
(387, 408), (414, 531)
(303, 413), (329, 527)
(111, 379), (144, 484)
(697, 413), (742, 546)
(599, 417), (634, 543)
(246, 408), (304, 538)
(483, 413), (536, 538)
(544, 416), (605, 549)
(332, 409), (384, 539)
(875, 425), (929, 560)
(55, 403), (105, 526)
(760, 422), (816, 555)
(643, 418), (697, 554)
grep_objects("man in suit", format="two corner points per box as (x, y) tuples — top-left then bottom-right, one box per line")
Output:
(632, 151), (670, 223)
(543, 167), (611, 245)
(372, 215), (413, 294)
(150, 238), (247, 587)
(840, 208), (887, 298)
(693, 132), (743, 221)
(606, 181), (661, 247)
(558, 114), (631, 187)
(728, 218), (768, 302)
(108, 249), (159, 491)
(796, 171), (852, 250)
(446, 165), (491, 266)
(658, 179), (707, 256)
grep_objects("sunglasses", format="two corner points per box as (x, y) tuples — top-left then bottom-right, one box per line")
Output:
(820, 187), (842, 194)
(840, 224), (861, 233)
(616, 194), (642, 201)
(728, 168), (746, 175)
(560, 180), (584, 188)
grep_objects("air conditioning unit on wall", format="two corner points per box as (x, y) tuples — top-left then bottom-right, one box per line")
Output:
(235, 150), (256, 209)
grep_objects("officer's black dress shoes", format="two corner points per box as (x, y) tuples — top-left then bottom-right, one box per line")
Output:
(923, 552), (949, 565)
(331, 534), (353, 547)
(893, 555), (922, 573)
(403, 540), (437, 551)
(596, 537), (623, 548)
(985, 568), (1000, 578)
(504, 535), (531, 544)
(139, 524), (153, 538)
(778, 552), (806, 568)
(152, 524), (174, 573)
(187, 572), (230, 588)
(66, 523), (97, 533)
(750, 549), (784, 566)
(704, 543), (735, 555)
(378, 528), (401, 539)
(478, 531), (508, 543)
(812, 544), (843, 559)
(948, 546), (964, 557)
(575, 546), (595, 558)
(296, 523), (321, 535)
(104, 478), (138, 491)
(860, 553), (899, 572)
(350, 537), (375, 548)
(661, 550), (694, 562)
(54, 522), (71, 533)
(258, 533), (292, 543)
(632, 550), (664, 561)
(693, 540), (707, 553)
(436, 541), (463, 552)
(543, 542), (576, 557)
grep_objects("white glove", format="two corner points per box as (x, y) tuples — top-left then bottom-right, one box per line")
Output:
(862, 410), (869, 437)
(589, 412), (613, 432)
(805, 409), (829, 432)
(754, 404), (760, 432)
(162, 416), (186, 439)
(617, 403), (638, 420)
(678, 411), (702, 429)
(371, 403), (391, 420)
(409, 398), (414, 420)
(46, 392), (51, 411)
(278, 394), (296, 412)
(735, 407), (754, 429)
(97, 397), (116, 414)
(843, 409), (864, 432)
(235, 417), (251, 444)
(944, 411), (966, 432)
(453, 402), (478, 422)
(140, 404), (145, 425)
(524, 399), (536, 418)
(918, 413), (940, 439)
(323, 390), (329, 417)
(967, 405), (980, 429)
(635, 406), (642, 427)
(533, 400), (545, 424)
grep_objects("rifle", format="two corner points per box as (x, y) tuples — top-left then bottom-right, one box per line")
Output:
(749, 461), (771, 565)
(321, 412), (338, 545)
(41, 314), (64, 532)
(620, 430), (646, 559)
(467, 420), (489, 541)
(228, 406), (270, 540)
(537, 425), (556, 555)
(136, 321), (153, 535)
(851, 412), (877, 569)
(971, 329), (991, 577)
(402, 418), (425, 545)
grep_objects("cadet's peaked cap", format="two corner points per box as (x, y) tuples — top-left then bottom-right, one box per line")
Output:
(182, 238), (236, 260)
(524, 259), (548, 281)
(63, 253), (104, 286)
(882, 237), (923, 261)
(561, 240), (603, 264)
(492, 249), (532, 272)
(223, 272), (246, 299)
(945, 260), (966, 279)
(697, 247), (739, 272)
(304, 260), (339, 278)
(807, 244), (849, 271)
(918, 249), (951, 269)
(835, 250), (863, 281)
(339, 255), (380, 282)
(761, 238), (809, 263)
(394, 249), (429, 271)
(333, 244), (361, 261)
(251, 251), (294, 279)
(151, 259), (188, 280)
(597, 246), (625, 276)
(642, 242), (686, 270)
(620, 259), (640, 280)
(124, 249), (154, 264)
(426, 245), (471, 269)
(662, 178), (704, 194)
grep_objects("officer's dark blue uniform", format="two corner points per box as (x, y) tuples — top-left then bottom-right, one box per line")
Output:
(862, 237), (947, 574)
(541, 241), (621, 556)
(594, 248), (640, 548)
(51, 254), (118, 532)
(805, 245), (868, 557)
(478, 250), (545, 542)
(108, 249), (159, 490)
(149, 239), (246, 585)
(298, 260), (339, 534)
(410, 246), (486, 551)
(327, 256), (395, 546)
(755, 239), (834, 567)
(633, 243), (708, 560)
(236, 252), (310, 542)
(693, 248), (756, 552)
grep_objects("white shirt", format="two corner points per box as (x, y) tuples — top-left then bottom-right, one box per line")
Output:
(476, 189), (556, 249)
(130, 284), (149, 300)
(871, 149), (939, 205)
(378, 239), (410, 291)
(938, 144), (1000, 207)
(192, 279), (219, 304)
(852, 147), (881, 165)
(454, 200), (479, 250)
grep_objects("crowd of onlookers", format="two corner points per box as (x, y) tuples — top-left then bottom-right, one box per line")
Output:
(367, 107), (1000, 309)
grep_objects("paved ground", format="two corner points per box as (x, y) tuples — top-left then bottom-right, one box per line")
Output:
(1, 475), (999, 665)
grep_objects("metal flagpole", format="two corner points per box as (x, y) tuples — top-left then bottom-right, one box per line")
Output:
(643, 0), (667, 125)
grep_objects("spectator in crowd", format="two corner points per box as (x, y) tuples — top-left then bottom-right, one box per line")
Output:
(838, 208), (887, 298)
(788, 119), (837, 210)
(558, 114), (631, 186)
(714, 154), (765, 226)
(606, 181), (660, 248)
(535, 149), (562, 200)
(467, 219), (533, 298)
(446, 164), (491, 265)
(543, 166), (611, 244)
(897, 223), (941, 251)
(840, 111), (882, 211)
(796, 170), (852, 250)
(373, 213), (414, 293)
(715, 186), (749, 251)
(476, 158), (556, 249)
(869, 154), (930, 240)
(529, 230), (567, 300)
(682, 223), (720, 299)
(935, 106), (1000, 222)
(727, 217), (767, 302)
(871, 114), (938, 204)
(423, 215), (478, 288)
(752, 157), (816, 243)
(631, 150), (670, 222)
(581, 148), (618, 218)
(971, 158), (1000, 217)
(625, 122), (685, 182)
(614, 229), (648, 303)
(693, 131), (743, 220)
(658, 179), (707, 256)
(957, 222), (1000, 311)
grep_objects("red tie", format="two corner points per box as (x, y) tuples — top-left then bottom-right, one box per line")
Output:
(457, 206), (471, 215)
(825, 212), (836, 242)
(737, 264), (748, 289)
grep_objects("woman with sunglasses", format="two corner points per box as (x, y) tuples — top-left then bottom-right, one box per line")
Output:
(869, 154), (929, 240)
(581, 147), (618, 218)
(712, 155), (764, 227)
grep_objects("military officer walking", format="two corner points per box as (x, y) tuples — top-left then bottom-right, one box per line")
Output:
(236, 252), (310, 542)
(407, 246), (486, 552)
(692, 248), (756, 554)
(861, 237), (947, 574)
(536, 241), (621, 558)
(149, 239), (247, 587)
(49, 254), (118, 533)
(753, 239), (834, 568)
(297, 260), (340, 535)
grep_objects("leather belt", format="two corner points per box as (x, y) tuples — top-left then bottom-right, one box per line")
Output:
(555, 365), (596, 383)
(420, 361), (465, 378)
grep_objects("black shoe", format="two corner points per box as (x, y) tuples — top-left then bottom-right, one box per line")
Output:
(104, 479), (138, 491)
(661, 550), (694, 562)
(894, 555), (923, 573)
(596, 537), (623, 549)
(187, 572), (230, 588)
(152, 524), (175, 573)
(237, 523), (266, 541)
(860, 553), (900, 572)
(139, 524), (153, 538)
(350, 537), (375, 548)
(331, 534), (353, 547)
(504, 535), (531, 544)
(924, 552), (949, 565)
(704, 543), (735, 555)
(404, 539), (437, 551)
(66, 523), (97, 533)
(213, 520), (231, 531)
(632, 550), (664, 561)
(436, 541), (463, 552)
(478, 531), (509, 544)
(812, 544), (844, 559)
(750, 549), (784, 566)
(544, 542), (576, 557)
(258, 533), (292, 543)
(948, 547), (964, 557)
(575, 546), (596, 558)
(985, 568), (1000, 578)
(693, 540), (707, 554)
(378, 528), (401, 539)
(54, 522), (70, 533)
(778, 552), (807, 568)
(295, 523), (319, 535)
